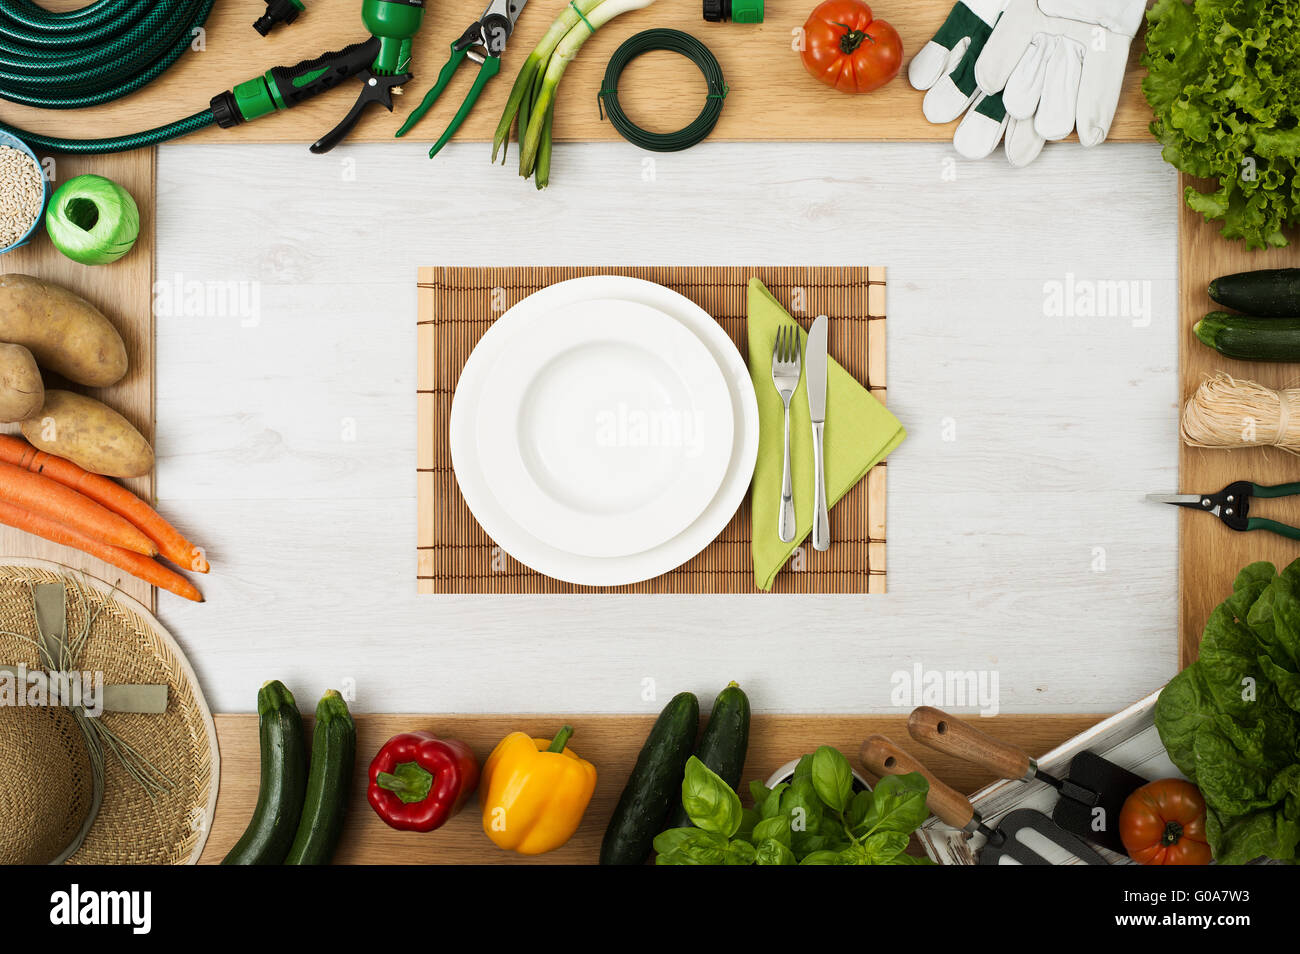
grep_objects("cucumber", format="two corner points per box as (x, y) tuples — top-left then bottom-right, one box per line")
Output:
(1209, 268), (1300, 317)
(283, 689), (356, 865)
(666, 681), (750, 829)
(599, 691), (699, 865)
(1194, 312), (1300, 362)
(222, 680), (308, 865)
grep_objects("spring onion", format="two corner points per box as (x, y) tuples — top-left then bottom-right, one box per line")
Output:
(493, 0), (657, 188)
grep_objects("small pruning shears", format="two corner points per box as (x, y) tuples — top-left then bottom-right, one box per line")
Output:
(395, 0), (530, 156)
(1148, 480), (1300, 541)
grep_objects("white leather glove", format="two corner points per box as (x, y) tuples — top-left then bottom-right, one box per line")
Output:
(974, 0), (1145, 165)
(909, 0), (1017, 163)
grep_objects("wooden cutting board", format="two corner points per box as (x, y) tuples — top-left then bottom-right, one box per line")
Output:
(1, 0), (1155, 148)
(1177, 174), (1300, 667)
(0, 149), (156, 610)
(197, 710), (1102, 864)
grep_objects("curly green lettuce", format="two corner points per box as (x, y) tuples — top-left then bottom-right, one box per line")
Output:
(1155, 560), (1300, 863)
(1141, 0), (1300, 249)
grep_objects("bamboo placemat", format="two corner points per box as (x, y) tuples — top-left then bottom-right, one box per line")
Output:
(416, 266), (887, 594)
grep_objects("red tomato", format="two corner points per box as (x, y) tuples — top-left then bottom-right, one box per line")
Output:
(800, 0), (903, 94)
(1119, 779), (1213, 865)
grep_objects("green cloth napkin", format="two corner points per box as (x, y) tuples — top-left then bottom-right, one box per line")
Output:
(747, 279), (906, 590)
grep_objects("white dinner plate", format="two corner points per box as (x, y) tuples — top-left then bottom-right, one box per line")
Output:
(475, 299), (735, 558)
(449, 276), (759, 586)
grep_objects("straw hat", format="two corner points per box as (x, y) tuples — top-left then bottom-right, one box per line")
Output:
(0, 559), (218, 864)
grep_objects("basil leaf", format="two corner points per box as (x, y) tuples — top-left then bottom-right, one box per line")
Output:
(838, 831), (909, 865)
(885, 852), (935, 865)
(752, 815), (792, 847)
(792, 753), (814, 779)
(652, 827), (698, 858)
(755, 838), (796, 866)
(858, 772), (930, 835)
(653, 829), (730, 865)
(798, 849), (841, 865)
(681, 756), (743, 837)
(781, 776), (824, 835)
(722, 839), (757, 866)
(811, 745), (854, 812)
(759, 781), (789, 819)
(749, 780), (772, 807)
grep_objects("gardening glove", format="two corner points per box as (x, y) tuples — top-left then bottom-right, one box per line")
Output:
(974, 0), (1145, 163)
(909, 0), (1018, 164)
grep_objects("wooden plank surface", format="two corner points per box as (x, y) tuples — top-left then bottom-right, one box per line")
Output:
(197, 710), (1103, 864)
(0, 0), (1155, 147)
(416, 265), (886, 593)
(0, 150), (156, 610)
(1177, 173), (1300, 667)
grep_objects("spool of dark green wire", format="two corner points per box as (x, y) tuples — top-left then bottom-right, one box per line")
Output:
(598, 29), (727, 154)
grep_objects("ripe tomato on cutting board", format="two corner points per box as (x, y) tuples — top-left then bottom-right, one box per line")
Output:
(800, 0), (903, 94)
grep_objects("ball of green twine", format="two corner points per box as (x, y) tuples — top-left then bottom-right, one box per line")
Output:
(45, 174), (140, 266)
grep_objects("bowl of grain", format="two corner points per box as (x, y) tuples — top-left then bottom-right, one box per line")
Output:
(0, 131), (49, 254)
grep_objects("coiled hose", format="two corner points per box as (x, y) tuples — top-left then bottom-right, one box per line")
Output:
(0, 0), (217, 153)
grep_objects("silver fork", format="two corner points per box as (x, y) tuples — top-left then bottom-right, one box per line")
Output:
(770, 324), (801, 543)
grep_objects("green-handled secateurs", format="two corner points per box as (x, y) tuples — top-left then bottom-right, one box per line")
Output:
(211, 0), (426, 153)
(1149, 480), (1300, 542)
(395, 0), (530, 156)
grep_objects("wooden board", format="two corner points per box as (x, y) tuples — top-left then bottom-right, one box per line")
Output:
(416, 265), (887, 593)
(197, 710), (1103, 864)
(0, 0), (1155, 148)
(1177, 173), (1300, 667)
(0, 149), (156, 610)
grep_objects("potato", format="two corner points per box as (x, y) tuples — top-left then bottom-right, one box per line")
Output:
(21, 389), (153, 478)
(0, 343), (43, 423)
(0, 274), (128, 387)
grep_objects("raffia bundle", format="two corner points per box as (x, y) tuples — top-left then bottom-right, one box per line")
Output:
(1182, 373), (1300, 454)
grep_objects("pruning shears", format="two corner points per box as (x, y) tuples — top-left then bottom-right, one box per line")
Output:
(1148, 480), (1300, 541)
(394, 0), (530, 156)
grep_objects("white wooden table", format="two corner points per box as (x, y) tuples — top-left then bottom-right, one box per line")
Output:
(153, 139), (1179, 715)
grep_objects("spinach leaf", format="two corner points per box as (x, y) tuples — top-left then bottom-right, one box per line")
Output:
(681, 756), (743, 838)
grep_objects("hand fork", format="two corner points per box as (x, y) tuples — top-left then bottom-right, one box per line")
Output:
(770, 325), (801, 543)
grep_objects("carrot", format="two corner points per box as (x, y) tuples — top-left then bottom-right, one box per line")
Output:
(0, 459), (156, 556)
(0, 499), (203, 602)
(0, 435), (207, 572)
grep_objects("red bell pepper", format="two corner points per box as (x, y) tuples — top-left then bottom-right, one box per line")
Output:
(367, 731), (480, 832)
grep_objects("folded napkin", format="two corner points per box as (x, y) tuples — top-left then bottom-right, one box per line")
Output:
(747, 279), (906, 590)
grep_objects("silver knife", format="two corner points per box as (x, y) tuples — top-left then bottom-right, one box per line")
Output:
(806, 315), (829, 551)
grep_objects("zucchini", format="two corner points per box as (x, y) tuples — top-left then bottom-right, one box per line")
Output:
(599, 691), (699, 865)
(283, 689), (356, 865)
(666, 681), (750, 829)
(222, 680), (308, 865)
(1209, 268), (1300, 317)
(1195, 312), (1300, 362)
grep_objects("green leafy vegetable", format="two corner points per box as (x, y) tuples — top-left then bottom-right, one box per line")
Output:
(1154, 559), (1300, 863)
(1141, 0), (1300, 249)
(680, 756), (743, 838)
(656, 747), (935, 866)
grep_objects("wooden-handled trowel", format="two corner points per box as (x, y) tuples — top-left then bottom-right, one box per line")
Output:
(859, 736), (1109, 865)
(907, 707), (1147, 855)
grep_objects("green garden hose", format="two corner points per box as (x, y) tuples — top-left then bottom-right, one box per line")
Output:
(0, 0), (217, 153)
(597, 29), (727, 153)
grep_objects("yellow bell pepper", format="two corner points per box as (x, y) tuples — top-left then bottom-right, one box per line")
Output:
(479, 725), (597, 855)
